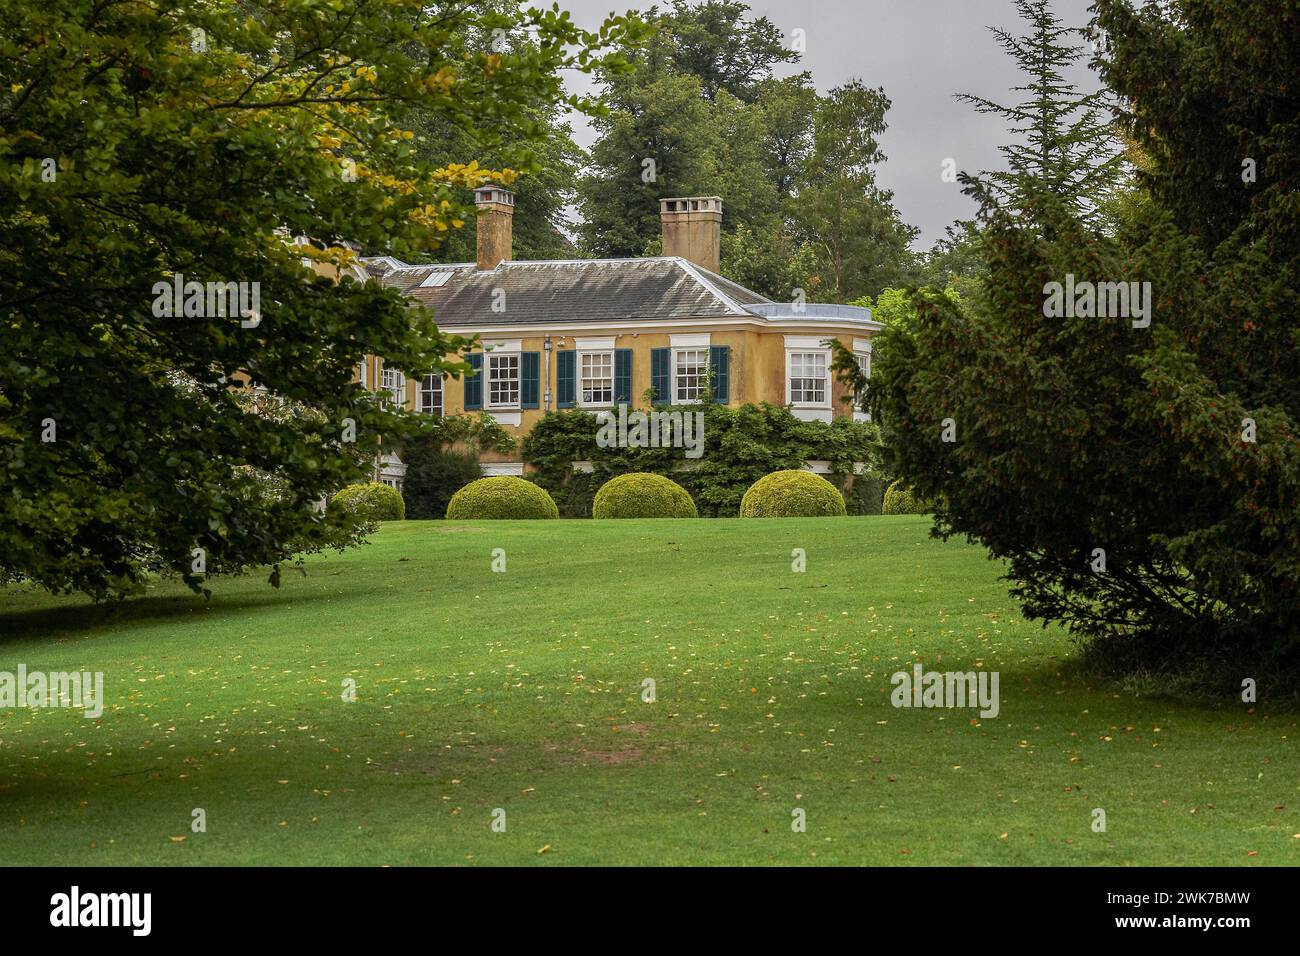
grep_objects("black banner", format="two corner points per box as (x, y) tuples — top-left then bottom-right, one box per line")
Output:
(2, 866), (1287, 941)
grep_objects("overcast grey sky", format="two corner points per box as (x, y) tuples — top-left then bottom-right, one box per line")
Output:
(558, 0), (1101, 249)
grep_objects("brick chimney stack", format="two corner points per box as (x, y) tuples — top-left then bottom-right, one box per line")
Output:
(660, 196), (722, 273)
(474, 184), (515, 271)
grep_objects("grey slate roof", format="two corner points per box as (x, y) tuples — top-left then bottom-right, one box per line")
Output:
(363, 256), (772, 327)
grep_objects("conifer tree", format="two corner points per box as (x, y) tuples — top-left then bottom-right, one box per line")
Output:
(873, 0), (1300, 683)
(957, 0), (1125, 224)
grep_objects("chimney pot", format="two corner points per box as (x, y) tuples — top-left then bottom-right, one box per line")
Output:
(660, 195), (722, 273)
(474, 183), (514, 271)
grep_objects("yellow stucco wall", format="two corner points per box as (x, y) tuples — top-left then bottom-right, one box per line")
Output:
(355, 324), (872, 465)
(405, 324), (873, 462)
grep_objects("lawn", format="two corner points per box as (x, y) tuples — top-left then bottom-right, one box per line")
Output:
(0, 517), (1294, 866)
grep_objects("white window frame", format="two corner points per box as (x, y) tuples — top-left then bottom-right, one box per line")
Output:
(673, 348), (709, 405)
(667, 334), (711, 406)
(855, 351), (871, 380)
(486, 352), (521, 410)
(579, 350), (615, 408)
(377, 452), (405, 494)
(786, 349), (830, 408)
(419, 373), (443, 417)
(381, 367), (405, 407)
(852, 338), (873, 419)
(854, 351), (871, 401)
(785, 353), (826, 408)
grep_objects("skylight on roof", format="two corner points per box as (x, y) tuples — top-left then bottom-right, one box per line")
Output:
(419, 271), (453, 288)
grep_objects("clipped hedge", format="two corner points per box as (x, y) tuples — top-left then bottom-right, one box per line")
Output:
(330, 482), (405, 521)
(739, 470), (847, 518)
(882, 480), (932, 515)
(522, 403), (882, 517)
(445, 476), (558, 520)
(592, 473), (698, 519)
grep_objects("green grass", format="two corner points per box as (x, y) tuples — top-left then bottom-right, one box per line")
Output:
(0, 517), (1295, 866)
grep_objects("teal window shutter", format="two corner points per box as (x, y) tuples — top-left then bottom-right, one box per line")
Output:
(557, 350), (576, 408)
(651, 347), (670, 406)
(709, 345), (730, 404)
(521, 352), (540, 409)
(614, 349), (633, 405)
(464, 353), (483, 410)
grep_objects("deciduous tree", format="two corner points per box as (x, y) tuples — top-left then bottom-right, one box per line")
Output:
(0, 0), (635, 598)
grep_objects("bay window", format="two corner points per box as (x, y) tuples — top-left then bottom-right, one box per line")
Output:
(788, 351), (828, 406)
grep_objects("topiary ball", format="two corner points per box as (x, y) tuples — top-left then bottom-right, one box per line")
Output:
(739, 470), (847, 518)
(592, 473), (698, 519)
(329, 482), (406, 521)
(445, 476), (559, 520)
(881, 480), (932, 515)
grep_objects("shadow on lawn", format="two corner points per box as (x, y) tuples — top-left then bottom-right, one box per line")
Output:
(0, 588), (319, 646)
